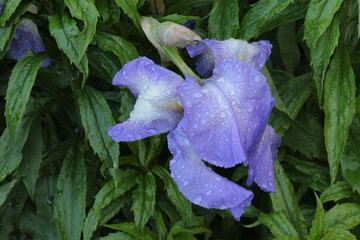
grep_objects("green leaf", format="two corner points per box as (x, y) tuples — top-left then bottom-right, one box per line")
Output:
(358, 0), (360, 38)
(17, 120), (43, 200)
(96, 32), (139, 65)
(0, 0), (22, 26)
(132, 172), (156, 230)
(239, 0), (300, 40)
(83, 170), (138, 240)
(54, 141), (87, 240)
(0, 107), (35, 181)
(105, 222), (157, 240)
(113, 0), (141, 29)
(208, 0), (239, 40)
(341, 116), (360, 193)
(87, 46), (121, 82)
(167, 224), (210, 240)
(5, 51), (46, 138)
(48, 14), (89, 80)
(324, 203), (360, 231)
(324, 46), (356, 183)
(154, 210), (167, 240)
(270, 161), (307, 239)
(277, 22), (301, 73)
(96, 0), (121, 24)
(0, 179), (18, 208)
(259, 212), (299, 239)
(77, 86), (119, 171)
(308, 12), (340, 105)
(0, 24), (16, 52)
(99, 232), (137, 240)
(19, 177), (60, 240)
(284, 156), (329, 192)
(152, 166), (192, 218)
(308, 194), (324, 240)
(320, 181), (353, 203)
(63, 0), (99, 62)
(322, 228), (356, 240)
(283, 112), (327, 160)
(304, 0), (343, 51)
(158, 14), (202, 26)
(167, 0), (214, 15)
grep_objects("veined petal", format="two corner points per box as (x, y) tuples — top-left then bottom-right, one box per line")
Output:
(109, 57), (184, 142)
(177, 58), (274, 167)
(9, 20), (51, 67)
(186, 38), (271, 77)
(168, 118), (253, 221)
(246, 125), (280, 192)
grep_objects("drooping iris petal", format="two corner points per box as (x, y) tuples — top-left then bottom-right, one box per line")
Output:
(186, 39), (271, 78)
(109, 57), (184, 142)
(246, 125), (280, 192)
(9, 20), (51, 67)
(177, 58), (274, 168)
(168, 118), (253, 221)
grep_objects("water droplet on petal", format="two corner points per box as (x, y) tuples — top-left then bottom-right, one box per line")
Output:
(180, 165), (185, 169)
(183, 181), (189, 187)
(220, 112), (226, 118)
(122, 70), (127, 75)
(215, 176), (221, 182)
(194, 194), (203, 204)
(220, 204), (226, 209)
(200, 119), (207, 125)
(206, 190), (213, 196)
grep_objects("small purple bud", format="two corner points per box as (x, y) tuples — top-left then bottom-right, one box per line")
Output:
(183, 19), (196, 30)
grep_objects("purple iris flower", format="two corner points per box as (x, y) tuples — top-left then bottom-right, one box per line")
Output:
(0, 3), (50, 67)
(186, 38), (272, 78)
(108, 38), (280, 220)
(9, 20), (51, 67)
(108, 57), (184, 141)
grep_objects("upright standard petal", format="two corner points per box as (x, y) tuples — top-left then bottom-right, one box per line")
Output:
(186, 39), (271, 78)
(246, 125), (281, 192)
(177, 58), (274, 168)
(168, 118), (253, 221)
(9, 20), (51, 67)
(109, 57), (184, 142)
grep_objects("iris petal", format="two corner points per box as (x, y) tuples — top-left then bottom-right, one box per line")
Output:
(246, 125), (280, 192)
(9, 20), (51, 67)
(168, 118), (253, 221)
(177, 58), (274, 168)
(186, 39), (271, 77)
(109, 57), (184, 142)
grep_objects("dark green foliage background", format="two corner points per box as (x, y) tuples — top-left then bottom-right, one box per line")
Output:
(0, 0), (360, 239)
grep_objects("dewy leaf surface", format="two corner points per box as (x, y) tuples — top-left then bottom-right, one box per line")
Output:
(324, 46), (356, 183)
(48, 14), (89, 80)
(208, 0), (239, 40)
(63, 0), (99, 62)
(270, 161), (307, 239)
(324, 203), (360, 231)
(83, 170), (138, 240)
(54, 141), (87, 240)
(239, 0), (296, 40)
(341, 116), (360, 193)
(259, 212), (299, 239)
(77, 86), (120, 170)
(5, 51), (46, 138)
(0, 0), (22, 26)
(96, 32), (139, 65)
(308, 12), (340, 105)
(132, 172), (156, 230)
